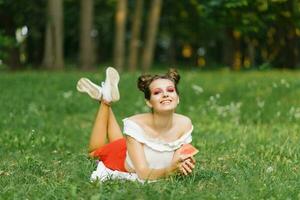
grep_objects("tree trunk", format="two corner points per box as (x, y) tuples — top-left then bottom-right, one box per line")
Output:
(128, 0), (144, 72)
(285, 0), (297, 69)
(285, 31), (297, 69)
(7, 47), (21, 70)
(43, 23), (53, 68)
(248, 40), (256, 67)
(222, 29), (233, 67)
(79, 0), (95, 70)
(232, 46), (241, 70)
(141, 0), (162, 71)
(113, 0), (127, 72)
(42, 0), (64, 69)
(0, 12), (21, 70)
(167, 37), (177, 65)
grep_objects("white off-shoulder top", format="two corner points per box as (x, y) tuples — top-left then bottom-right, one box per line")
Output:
(123, 118), (193, 170)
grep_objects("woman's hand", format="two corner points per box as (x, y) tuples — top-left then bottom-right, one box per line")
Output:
(170, 149), (196, 176)
(179, 157), (195, 175)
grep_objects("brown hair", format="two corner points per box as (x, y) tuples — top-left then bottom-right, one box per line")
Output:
(137, 68), (180, 100)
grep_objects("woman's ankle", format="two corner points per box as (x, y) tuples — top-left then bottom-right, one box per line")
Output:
(100, 99), (112, 106)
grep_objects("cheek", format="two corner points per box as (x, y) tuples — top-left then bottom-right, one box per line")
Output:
(173, 94), (179, 104)
(149, 96), (160, 104)
(171, 92), (179, 99)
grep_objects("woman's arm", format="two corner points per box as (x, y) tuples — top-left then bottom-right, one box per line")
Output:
(126, 136), (195, 180)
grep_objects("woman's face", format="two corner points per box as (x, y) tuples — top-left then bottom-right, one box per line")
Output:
(147, 78), (179, 113)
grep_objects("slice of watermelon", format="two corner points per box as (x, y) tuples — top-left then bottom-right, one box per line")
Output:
(178, 144), (199, 157)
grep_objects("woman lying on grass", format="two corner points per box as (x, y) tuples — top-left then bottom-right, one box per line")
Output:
(77, 67), (196, 181)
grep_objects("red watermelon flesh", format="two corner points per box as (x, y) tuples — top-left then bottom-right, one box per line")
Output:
(178, 144), (199, 157)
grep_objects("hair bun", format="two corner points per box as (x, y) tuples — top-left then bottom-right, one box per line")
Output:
(167, 68), (180, 84)
(137, 74), (153, 92)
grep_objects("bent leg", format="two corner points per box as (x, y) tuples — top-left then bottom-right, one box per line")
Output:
(108, 107), (123, 142)
(88, 102), (110, 152)
(87, 66), (122, 154)
(88, 102), (123, 153)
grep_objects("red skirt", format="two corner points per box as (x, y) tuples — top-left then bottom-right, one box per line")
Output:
(90, 138), (128, 172)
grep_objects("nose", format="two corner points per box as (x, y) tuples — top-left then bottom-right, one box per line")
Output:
(163, 91), (169, 97)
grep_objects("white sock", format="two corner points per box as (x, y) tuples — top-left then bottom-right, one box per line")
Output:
(101, 81), (112, 102)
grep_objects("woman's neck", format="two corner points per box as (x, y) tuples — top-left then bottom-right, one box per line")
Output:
(151, 111), (174, 132)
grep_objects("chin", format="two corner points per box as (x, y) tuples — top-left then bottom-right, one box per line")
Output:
(156, 104), (177, 112)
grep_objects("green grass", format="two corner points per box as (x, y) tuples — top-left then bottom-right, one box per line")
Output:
(0, 70), (300, 199)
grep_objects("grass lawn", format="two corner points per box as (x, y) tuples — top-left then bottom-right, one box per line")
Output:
(0, 70), (299, 199)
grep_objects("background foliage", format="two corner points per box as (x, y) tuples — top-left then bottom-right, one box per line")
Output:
(0, 0), (300, 70)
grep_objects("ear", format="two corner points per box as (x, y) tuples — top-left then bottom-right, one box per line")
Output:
(146, 100), (153, 108)
(177, 97), (180, 104)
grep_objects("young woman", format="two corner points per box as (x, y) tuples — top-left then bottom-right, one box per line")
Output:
(77, 67), (196, 181)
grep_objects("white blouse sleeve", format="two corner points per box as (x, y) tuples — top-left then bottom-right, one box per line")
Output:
(123, 118), (147, 144)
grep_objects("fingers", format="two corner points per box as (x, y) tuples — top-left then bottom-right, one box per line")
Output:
(182, 162), (192, 174)
(180, 165), (188, 176)
(184, 159), (195, 170)
(175, 155), (197, 176)
(179, 160), (194, 176)
(189, 156), (196, 164)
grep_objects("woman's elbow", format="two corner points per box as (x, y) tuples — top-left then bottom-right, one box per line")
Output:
(136, 167), (151, 180)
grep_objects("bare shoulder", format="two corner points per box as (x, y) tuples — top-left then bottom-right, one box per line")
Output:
(174, 113), (193, 132)
(174, 113), (192, 125)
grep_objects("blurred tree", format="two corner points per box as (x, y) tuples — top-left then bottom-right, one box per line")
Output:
(113, 0), (127, 71)
(0, 1), (46, 69)
(142, 0), (163, 71)
(79, 0), (95, 70)
(0, 0), (299, 70)
(128, 0), (144, 72)
(42, 0), (64, 69)
(270, 0), (299, 68)
(0, 9), (21, 69)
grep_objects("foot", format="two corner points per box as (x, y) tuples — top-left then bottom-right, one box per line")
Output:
(101, 67), (120, 103)
(76, 78), (102, 100)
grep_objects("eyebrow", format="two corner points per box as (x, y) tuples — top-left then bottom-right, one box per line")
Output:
(166, 86), (175, 89)
(152, 86), (174, 90)
(152, 88), (163, 92)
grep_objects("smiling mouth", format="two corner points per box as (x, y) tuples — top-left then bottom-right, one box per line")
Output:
(160, 100), (172, 104)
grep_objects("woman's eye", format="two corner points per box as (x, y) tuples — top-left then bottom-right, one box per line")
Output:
(167, 89), (175, 92)
(153, 91), (161, 95)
